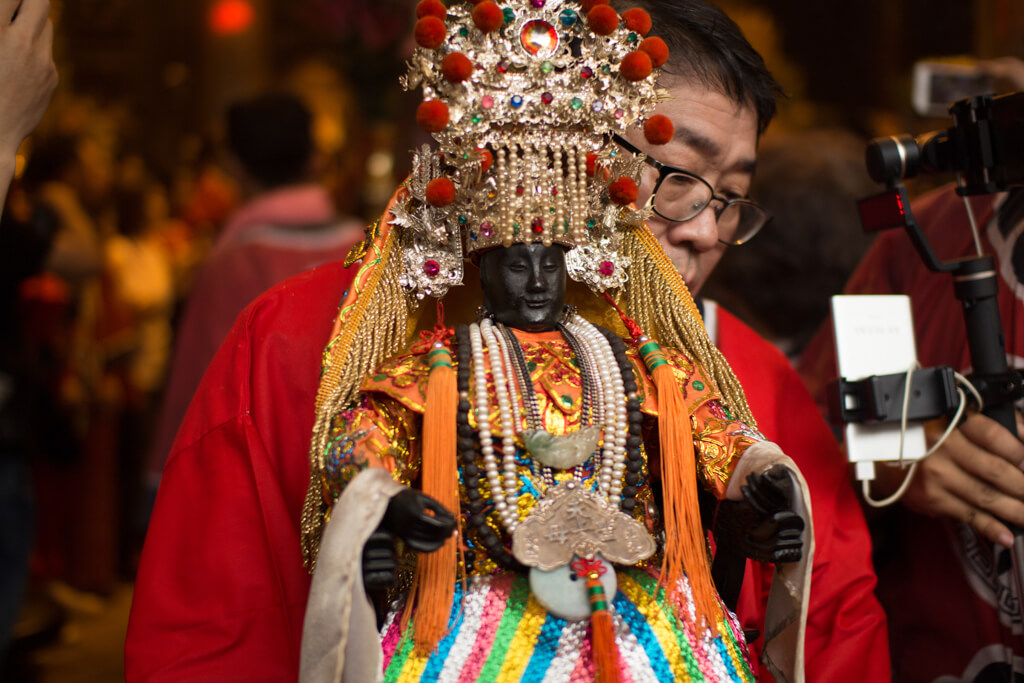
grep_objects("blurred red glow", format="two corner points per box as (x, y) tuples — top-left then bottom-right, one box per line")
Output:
(209, 0), (254, 35)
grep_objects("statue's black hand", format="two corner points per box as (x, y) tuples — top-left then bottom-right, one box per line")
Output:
(717, 465), (805, 564)
(381, 488), (457, 553)
(746, 509), (805, 564)
(744, 464), (805, 563)
(362, 529), (398, 592)
(741, 464), (794, 517)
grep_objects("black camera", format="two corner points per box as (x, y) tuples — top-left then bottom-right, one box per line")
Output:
(847, 90), (1024, 440)
(864, 91), (1024, 195)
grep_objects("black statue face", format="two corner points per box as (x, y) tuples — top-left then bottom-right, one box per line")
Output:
(479, 243), (567, 332)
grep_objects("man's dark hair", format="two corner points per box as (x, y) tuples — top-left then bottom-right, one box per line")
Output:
(226, 92), (313, 188)
(620, 0), (783, 135)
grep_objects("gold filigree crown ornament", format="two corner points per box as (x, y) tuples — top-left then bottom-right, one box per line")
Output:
(392, 0), (676, 299)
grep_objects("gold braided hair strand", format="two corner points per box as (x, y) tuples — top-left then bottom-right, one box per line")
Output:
(619, 222), (757, 429)
(300, 226), (414, 569)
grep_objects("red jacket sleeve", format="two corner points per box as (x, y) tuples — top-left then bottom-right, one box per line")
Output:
(125, 262), (355, 681)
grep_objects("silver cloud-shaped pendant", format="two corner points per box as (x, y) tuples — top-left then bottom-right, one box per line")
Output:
(512, 482), (656, 571)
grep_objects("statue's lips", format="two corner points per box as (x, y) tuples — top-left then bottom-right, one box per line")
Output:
(524, 298), (552, 308)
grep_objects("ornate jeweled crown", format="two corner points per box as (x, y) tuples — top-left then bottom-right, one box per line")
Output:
(391, 0), (674, 299)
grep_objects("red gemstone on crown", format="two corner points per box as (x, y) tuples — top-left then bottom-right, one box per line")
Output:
(531, 218), (544, 234)
(424, 260), (441, 276)
(599, 261), (615, 276)
(521, 20), (558, 56)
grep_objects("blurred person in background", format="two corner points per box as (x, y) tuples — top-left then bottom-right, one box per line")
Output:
(104, 158), (175, 576)
(167, 143), (240, 299)
(798, 56), (1024, 682)
(18, 130), (123, 597)
(18, 134), (104, 301)
(703, 127), (878, 362)
(0, 193), (61, 670)
(0, 0), (57, 664)
(0, 0), (57, 216)
(148, 92), (363, 488)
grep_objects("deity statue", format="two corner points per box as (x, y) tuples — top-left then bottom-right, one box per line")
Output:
(297, 1), (811, 681)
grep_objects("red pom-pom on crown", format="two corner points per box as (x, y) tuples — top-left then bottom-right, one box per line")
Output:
(621, 8), (651, 35)
(587, 5), (619, 36)
(416, 0), (447, 21)
(414, 16), (447, 49)
(619, 50), (652, 82)
(442, 52), (474, 82)
(417, 100), (450, 133)
(580, 0), (608, 12)
(639, 36), (669, 68)
(644, 114), (674, 145)
(426, 178), (457, 206)
(478, 148), (493, 173)
(609, 177), (639, 205)
(472, 1), (504, 32)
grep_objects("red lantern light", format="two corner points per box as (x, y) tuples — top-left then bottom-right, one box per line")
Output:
(209, 0), (254, 36)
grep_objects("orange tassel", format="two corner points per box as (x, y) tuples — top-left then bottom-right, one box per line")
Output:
(649, 357), (719, 628)
(572, 558), (623, 683)
(409, 325), (460, 655)
(602, 293), (720, 626)
(591, 609), (622, 683)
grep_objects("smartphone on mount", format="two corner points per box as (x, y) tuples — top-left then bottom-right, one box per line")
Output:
(912, 59), (996, 117)
(831, 295), (928, 482)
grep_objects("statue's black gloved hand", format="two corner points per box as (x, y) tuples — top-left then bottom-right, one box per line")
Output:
(716, 464), (805, 564)
(381, 488), (458, 552)
(361, 489), (457, 593)
(362, 529), (399, 592)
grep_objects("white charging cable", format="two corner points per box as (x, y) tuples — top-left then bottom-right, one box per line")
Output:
(861, 368), (981, 508)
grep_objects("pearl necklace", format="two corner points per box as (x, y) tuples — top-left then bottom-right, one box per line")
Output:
(564, 316), (628, 504)
(469, 321), (518, 530)
(468, 313), (633, 532)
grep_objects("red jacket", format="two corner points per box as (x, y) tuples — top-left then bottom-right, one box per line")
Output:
(127, 265), (890, 681)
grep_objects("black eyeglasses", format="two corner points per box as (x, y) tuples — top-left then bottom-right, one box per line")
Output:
(612, 134), (770, 245)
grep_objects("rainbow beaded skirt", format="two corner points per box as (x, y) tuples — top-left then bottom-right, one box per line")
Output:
(380, 567), (754, 682)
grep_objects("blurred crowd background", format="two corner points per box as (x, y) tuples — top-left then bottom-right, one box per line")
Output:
(3, 0), (1023, 680)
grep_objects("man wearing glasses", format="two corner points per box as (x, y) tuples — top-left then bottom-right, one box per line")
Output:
(620, 0), (890, 679)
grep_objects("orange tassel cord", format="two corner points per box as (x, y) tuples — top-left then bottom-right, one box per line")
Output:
(409, 302), (461, 654)
(571, 557), (623, 683)
(601, 292), (720, 629)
